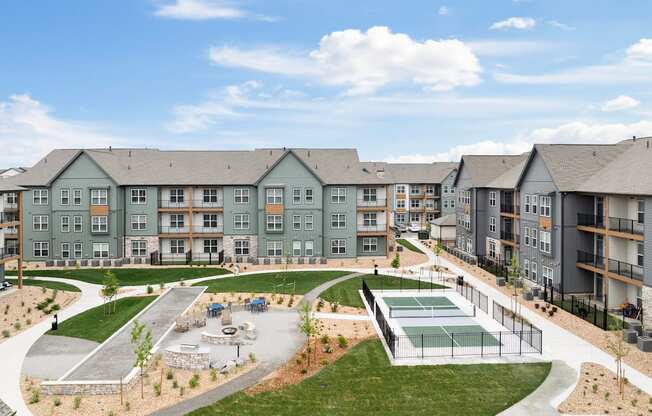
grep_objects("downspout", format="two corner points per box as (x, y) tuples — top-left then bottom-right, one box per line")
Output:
(474, 189), (478, 256)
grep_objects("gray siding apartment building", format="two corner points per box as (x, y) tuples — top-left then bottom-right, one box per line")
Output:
(3, 147), (456, 266)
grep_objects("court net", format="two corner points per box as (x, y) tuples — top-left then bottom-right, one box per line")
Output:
(388, 303), (476, 318)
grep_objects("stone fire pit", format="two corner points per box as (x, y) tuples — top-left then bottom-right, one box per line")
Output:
(222, 326), (238, 336)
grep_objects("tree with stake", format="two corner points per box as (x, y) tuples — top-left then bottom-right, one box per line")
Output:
(508, 256), (521, 315)
(606, 328), (630, 399)
(298, 301), (320, 368)
(434, 240), (443, 282)
(102, 270), (120, 315)
(131, 320), (153, 399)
(391, 252), (400, 272)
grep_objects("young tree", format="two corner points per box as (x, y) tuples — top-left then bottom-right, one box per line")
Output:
(434, 240), (443, 281)
(508, 256), (521, 314)
(131, 320), (153, 399)
(101, 270), (120, 315)
(391, 252), (400, 271)
(298, 301), (320, 368)
(606, 328), (630, 399)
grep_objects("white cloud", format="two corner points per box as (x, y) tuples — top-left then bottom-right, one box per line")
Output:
(438, 6), (450, 16)
(496, 38), (652, 85)
(490, 17), (536, 30)
(209, 26), (482, 95)
(386, 119), (652, 162)
(546, 20), (575, 31)
(0, 94), (129, 166)
(154, 0), (278, 21)
(601, 95), (640, 112)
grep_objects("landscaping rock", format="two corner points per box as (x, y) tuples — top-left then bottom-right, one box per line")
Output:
(624, 329), (639, 344)
(637, 336), (652, 352)
(496, 277), (506, 287)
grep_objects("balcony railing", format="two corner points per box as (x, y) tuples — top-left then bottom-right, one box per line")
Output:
(192, 225), (224, 233)
(608, 258), (644, 282)
(159, 200), (189, 209)
(159, 225), (190, 234)
(357, 223), (387, 232)
(357, 198), (387, 208)
(500, 203), (520, 215)
(0, 246), (20, 259)
(500, 230), (515, 241)
(3, 202), (17, 210)
(578, 213), (644, 236)
(0, 213), (19, 224)
(192, 199), (224, 209)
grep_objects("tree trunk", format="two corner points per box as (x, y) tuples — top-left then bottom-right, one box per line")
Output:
(141, 368), (144, 399)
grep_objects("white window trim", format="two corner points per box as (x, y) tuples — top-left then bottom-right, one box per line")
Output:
(60, 189), (70, 206)
(304, 215), (314, 231)
(131, 188), (147, 204)
(60, 215), (70, 233)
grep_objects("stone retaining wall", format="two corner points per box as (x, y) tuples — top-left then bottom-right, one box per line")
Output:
(164, 347), (210, 370)
(41, 373), (139, 396)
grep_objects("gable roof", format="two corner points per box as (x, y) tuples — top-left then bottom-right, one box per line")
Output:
(486, 154), (529, 189)
(383, 162), (458, 184)
(432, 213), (456, 226)
(455, 154), (527, 188)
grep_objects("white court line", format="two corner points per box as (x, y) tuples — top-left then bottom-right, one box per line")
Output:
(436, 325), (462, 347)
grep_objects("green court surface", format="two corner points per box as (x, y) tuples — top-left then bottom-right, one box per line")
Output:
(402, 325), (501, 348)
(383, 296), (454, 308)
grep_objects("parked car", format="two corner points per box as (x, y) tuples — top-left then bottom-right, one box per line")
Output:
(396, 223), (407, 232)
(408, 222), (421, 232)
(0, 281), (12, 291)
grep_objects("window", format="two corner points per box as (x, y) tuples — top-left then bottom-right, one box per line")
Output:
(305, 215), (314, 231)
(363, 212), (378, 227)
(267, 241), (283, 257)
(73, 242), (83, 258)
(463, 214), (471, 230)
(233, 214), (250, 230)
(131, 215), (147, 231)
(638, 242), (644, 267)
(543, 266), (554, 287)
(531, 229), (537, 248)
(395, 213), (405, 224)
(524, 259), (530, 278)
(489, 217), (496, 233)
(450, 200), (455, 208)
(540, 196), (551, 217)
(638, 199), (645, 224)
(91, 216), (108, 233)
(73, 215), (83, 232)
(60, 189), (70, 205)
(234, 188), (250, 204)
(540, 231), (551, 253)
(489, 191), (496, 207)
(170, 188), (184, 203)
(443, 185), (449, 194)
(170, 239), (185, 254)
(410, 213), (421, 223)
(292, 241), (302, 256)
(363, 188), (377, 202)
(170, 214), (184, 229)
(131, 189), (146, 204)
(33, 189), (48, 205)
(531, 262), (538, 281)
(305, 188), (313, 204)
(235, 240), (249, 256)
(426, 185), (435, 195)
(203, 239), (219, 253)
(410, 186), (421, 195)
(61, 243), (70, 259)
(292, 188), (302, 204)
(331, 213), (346, 229)
(363, 237), (378, 253)
(396, 199), (406, 209)
(293, 215), (301, 231)
(73, 189), (82, 205)
(203, 189), (218, 203)
(524, 227), (530, 246)
(410, 199), (421, 208)
(305, 241), (314, 256)
(266, 215), (283, 231)
(426, 213), (436, 222)
(531, 195), (538, 215)
(396, 185), (406, 194)
(92, 243), (109, 258)
(331, 187), (346, 203)
(443, 200), (449, 209)
(61, 216), (70, 233)
(266, 188), (283, 204)
(132, 240), (147, 257)
(488, 239), (497, 258)
(91, 189), (108, 205)
(524, 195), (531, 214)
(33, 215), (48, 231)
(6, 193), (16, 205)
(331, 239), (346, 255)
(33, 241), (49, 257)
(463, 191), (471, 205)
(203, 214), (219, 229)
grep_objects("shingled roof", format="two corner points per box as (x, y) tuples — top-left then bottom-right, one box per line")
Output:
(455, 154), (527, 188)
(383, 162), (458, 184)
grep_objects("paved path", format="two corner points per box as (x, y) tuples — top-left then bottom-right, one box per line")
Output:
(64, 287), (205, 381)
(23, 335), (99, 380)
(301, 272), (364, 305)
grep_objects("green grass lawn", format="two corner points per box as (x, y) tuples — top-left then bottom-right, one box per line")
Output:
(195, 270), (351, 295)
(6, 278), (81, 292)
(48, 296), (157, 343)
(7, 268), (229, 286)
(320, 274), (448, 308)
(189, 339), (551, 416)
(397, 239), (425, 254)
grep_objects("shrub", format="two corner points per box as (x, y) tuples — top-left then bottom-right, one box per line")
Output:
(277, 296), (284, 305)
(147, 285), (154, 294)
(159, 282), (165, 290)
(2, 330), (10, 338)
(300, 368), (308, 374)
(249, 352), (256, 363)
(153, 383), (161, 396)
(172, 380), (179, 389)
(14, 322), (21, 331)
(125, 402), (130, 411)
(321, 359), (329, 366)
(73, 396), (81, 410)
(316, 299), (324, 311)
(337, 335), (348, 349)
(592, 384), (598, 393)
(29, 389), (40, 404)
(330, 302), (339, 313)
(53, 397), (61, 407)
(166, 369), (174, 380)
(320, 334), (330, 344)
(51, 304), (60, 311)
(26, 319), (32, 325)
(52, 289), (59, 299)
(189, 374), (200, 388)
(41, 286), (47, 294)
(323, 344), (333, 354)
(179, 386), (185, 397)
(210, 368), (217, 382)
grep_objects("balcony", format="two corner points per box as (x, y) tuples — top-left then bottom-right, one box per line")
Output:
(0, 212), (19, 225)
(192, 225), (224, 234)
(192, 199), (224, 209)
(500, 203), (520, 215)
(577, 213), (644, 237)
(357, 223), (387, 234)
(159, 225), (190, 234)
(357, 198), (387, 209)
(608, 258), (643, 282)
(577, 250), (605, 269)
(500, 230), (516, 241)
(159, 200), (189, 209)
(0, 246), (19, 260)
(3, 202), (18, 211)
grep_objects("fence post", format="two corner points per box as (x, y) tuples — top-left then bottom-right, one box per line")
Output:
(451, 333), (454, 357)
(499, 332), (502, 356)
(519, 331), (523, 355)
(480, 332), (484, 357)
(593, 304), (597, 326)
(421, 334), (424, 359)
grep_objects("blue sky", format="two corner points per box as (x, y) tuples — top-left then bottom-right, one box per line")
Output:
(1, 0), (651, 166)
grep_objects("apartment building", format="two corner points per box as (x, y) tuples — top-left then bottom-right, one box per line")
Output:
(383, 162), (458, 229)
(0, 180), (23, 284)
(453, 154), (528, 259)
(9, 147), (442, 264)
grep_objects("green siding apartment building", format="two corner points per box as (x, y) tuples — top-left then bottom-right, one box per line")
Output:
(4, 148), (456, 265)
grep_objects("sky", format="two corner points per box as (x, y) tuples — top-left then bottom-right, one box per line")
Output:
(1, 0), (651, 166)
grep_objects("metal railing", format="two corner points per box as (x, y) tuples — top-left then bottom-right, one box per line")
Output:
(158, 199), (189, 209)
(492, 301), (543, 351)
(158, 225), (190, 234)
(456, 281), (489, 313)
(608, 258), (644, 282)
(500, 203), (520, 215)
(577, 213), (605, 228)
(608, 217), (644, 235)
(150, 249), (224, 265)
(192, 225), (224, 233)
(357, 223), (387, 232)
(577, 250), (605, 268)
(0, 212), (19, 224)
(357, 198), (387, 208)
(500, 230), (515, 241)
(0, 246), (20, 259)
(442, 245), (478, 265)
(192, 199), (224, 209)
